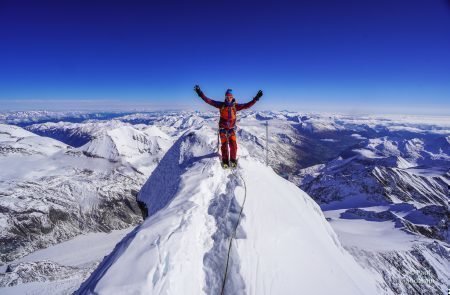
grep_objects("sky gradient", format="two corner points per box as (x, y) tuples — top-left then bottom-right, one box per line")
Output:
(1, 0), (449, 114)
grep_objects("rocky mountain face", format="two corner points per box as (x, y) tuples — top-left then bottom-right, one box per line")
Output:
(0, 121), (173, 265)
(0, 260), (92, 289)
(283, 115), (450, 294)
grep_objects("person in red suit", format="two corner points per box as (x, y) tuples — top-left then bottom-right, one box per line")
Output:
(194, 85), (263, 168)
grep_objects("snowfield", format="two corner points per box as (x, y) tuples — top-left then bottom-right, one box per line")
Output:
(0, 228), (133, 294)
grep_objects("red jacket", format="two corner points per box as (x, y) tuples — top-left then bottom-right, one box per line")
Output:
(200, 93), (258, 129)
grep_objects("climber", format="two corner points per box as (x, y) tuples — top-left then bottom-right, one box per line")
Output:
(194, 85), (263, 168)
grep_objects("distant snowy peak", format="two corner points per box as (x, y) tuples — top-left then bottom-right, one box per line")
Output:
(278, 112), (450, 135)
(79, 132), (120, 161)
(301, 118), (345, 133)
(0, 111), (77, 124)
(153, 112), (207, 130)
(25, 120), (129, 148)
(77, 124), (173, 174)
(0, 124), (37, 139)
(139, 124), (172, 140)
(27, 119), (127, 137)
(10, 120), (174, 175)
(0, 124), (154, 264)
(0, 111), (132, 125)
(352, 136), (450, 168)
(0, 124), (67, 156)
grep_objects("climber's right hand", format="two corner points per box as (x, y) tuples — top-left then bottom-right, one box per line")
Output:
(254, 90), (263, 101)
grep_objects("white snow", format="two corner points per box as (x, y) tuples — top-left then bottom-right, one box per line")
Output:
(353, 148), (383, 159)
(35, 229), (130, 267)
(0, 124), (38, 138)
(0, 228), (134, 294)
(76, 123), (173, 175)
(0, 228), (133, 272)
(77, 127), (381, 294)
(233, 160), (379, 295)
(1, 110), (448, 295)
(0, 278), (86, 295)
(0, 124), (68, 156)
(324, 209), (421, 252)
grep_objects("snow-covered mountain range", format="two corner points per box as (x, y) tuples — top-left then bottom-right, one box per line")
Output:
(0, 110), (448, 294)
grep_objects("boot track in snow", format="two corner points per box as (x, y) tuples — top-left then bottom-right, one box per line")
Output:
(203, 168), (247, 295)
(221, 169), (247, 295)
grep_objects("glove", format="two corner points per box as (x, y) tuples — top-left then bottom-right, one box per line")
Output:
(194, 85), (202, 97)
(254, 90), (263, 101)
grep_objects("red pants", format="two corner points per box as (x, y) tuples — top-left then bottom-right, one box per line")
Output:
(220, 129), (237, 162)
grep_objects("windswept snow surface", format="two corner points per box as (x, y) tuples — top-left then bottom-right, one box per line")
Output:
(78, 127), (381, 294)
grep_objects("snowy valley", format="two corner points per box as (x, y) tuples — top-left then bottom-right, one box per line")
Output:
(0, 110), (448, 294)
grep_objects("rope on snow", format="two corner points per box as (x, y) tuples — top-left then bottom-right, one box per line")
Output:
(220, 169), (247, 295)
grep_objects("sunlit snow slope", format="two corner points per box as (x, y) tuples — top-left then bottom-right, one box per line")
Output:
(77, 126), (381, 295)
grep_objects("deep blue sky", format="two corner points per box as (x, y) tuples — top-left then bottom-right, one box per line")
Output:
(1, 0), (449, 114)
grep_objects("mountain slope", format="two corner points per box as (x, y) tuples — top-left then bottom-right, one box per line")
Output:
(77, 127), (381, 294)
(0, 123), (173, 264)
(289, 122), (450, 294)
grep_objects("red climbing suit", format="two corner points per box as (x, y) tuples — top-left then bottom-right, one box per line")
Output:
(199, 92), (258, 162)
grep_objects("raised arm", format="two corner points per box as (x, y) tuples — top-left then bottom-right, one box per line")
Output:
(194, 85), (223, 109)
(236, 90), (263, 111)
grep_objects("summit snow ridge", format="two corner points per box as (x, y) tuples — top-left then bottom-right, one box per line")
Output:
(77, 126), (381, 294)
